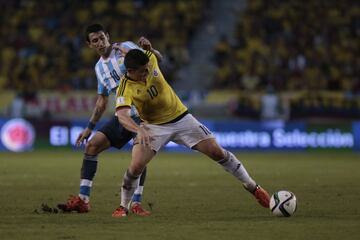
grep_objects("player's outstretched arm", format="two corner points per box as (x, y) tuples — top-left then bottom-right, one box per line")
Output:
(138, 36), (163, 62)
(76, 95), (108, 146)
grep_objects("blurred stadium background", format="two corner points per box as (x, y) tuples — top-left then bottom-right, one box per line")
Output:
(0, 0), (359, 239)
(0, 0), (359, 152)
(0, 0), (360, 151)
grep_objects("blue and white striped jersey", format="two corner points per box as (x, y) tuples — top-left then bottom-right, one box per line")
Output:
(95, 41), (140, 96)
(94, 41), (140, 116)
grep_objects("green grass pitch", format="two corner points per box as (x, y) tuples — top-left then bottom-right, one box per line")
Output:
(0, 150), (359, 240)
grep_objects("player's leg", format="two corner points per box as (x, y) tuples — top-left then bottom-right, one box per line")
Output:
(192, 138), (270, 208)
(112, 144), (155, 217)
(126, 117), (151, 215)
(132, 166), (147, 203)
(102, 115), (151, 215)
(129, 166), (151, 216)
(59, 115), (142, 213)
(192, 138), (256, 189)
(172, 114), (270, 208)
(57, 131), (110, 213)
(113, 122), (169, 217)
(78, 131), (110, 203)
(124, 144), (155, 205)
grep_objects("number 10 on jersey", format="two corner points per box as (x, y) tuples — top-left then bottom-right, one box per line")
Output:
(147, 85), (158, 99)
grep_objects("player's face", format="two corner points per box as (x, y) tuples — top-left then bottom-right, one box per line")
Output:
(87, 31), (111, 56)
(130, 64), (149, 82)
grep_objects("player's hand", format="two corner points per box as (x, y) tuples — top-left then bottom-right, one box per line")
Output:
(112, 43), (122, 50)
(136, 125), (152, 146)
(138, 37), (152, 51)
(76, 128), (92, 146)
(112, 43), (127, 55)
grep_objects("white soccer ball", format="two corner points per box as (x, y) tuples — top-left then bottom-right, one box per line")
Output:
(270, 190), (297, 217)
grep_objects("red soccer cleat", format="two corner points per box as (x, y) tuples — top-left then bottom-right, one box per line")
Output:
(57, 195), (90, 213)
(130, 202), (151, 216)
(253, 185), (270, 208)
(112, 206), (128, 218)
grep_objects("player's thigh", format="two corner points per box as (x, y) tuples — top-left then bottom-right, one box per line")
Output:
(98, 116), (138, 149)
(86, 131), (111, 155)
(143, 123), (174, 152)
(172, 114), (215, 149)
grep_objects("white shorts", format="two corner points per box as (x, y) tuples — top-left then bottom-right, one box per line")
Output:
(142, 114), (214, 152)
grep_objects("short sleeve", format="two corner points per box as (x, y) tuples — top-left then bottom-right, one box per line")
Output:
(96, 66), (110, 96)
(115, 81), (132, 108)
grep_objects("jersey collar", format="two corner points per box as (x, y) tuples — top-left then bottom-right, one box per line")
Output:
(100, 48), (115, 63)
(124, 74), (146, 85)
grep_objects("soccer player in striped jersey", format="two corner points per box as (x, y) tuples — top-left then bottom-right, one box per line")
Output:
(111, 49), (270, 217)
(58, 24), (162, 216)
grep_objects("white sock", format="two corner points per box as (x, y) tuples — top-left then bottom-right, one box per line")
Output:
(120, 170), (140, 208)
(217, 151), (256, 191)
(134, 185), (144, 195)
(79, 179), (92, 203)
(131, 185), (144, 203)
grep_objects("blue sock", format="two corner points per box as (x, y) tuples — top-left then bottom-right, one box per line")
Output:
(79, 180), (92, 203)
(131, 167), (147, 203)
(132, 193), (142, 203)
(79, 154), (98, 202)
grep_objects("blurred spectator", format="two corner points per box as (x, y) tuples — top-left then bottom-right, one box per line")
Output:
(213, 0), (360, 119)
(0, 0), (209, 91)
(9, 93), (25, 118)
(212, 0), (360, 94)
(260, 85), (281, 120)
(214, 35), (232, 65)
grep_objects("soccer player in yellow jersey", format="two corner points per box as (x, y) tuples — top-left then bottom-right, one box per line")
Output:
(112, 49), (270, 217)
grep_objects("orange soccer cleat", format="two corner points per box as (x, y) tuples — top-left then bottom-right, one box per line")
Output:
(130, 202), (151, 216)
(252, 185), (270, 208)
(112, 206), (128, 218)
(57, 195), (90, 213)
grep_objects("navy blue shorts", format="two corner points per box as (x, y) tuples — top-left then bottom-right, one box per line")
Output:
(97, 116), (141, 149)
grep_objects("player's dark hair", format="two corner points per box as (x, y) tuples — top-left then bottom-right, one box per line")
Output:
(85, 23), (106, 42)
(124, 49), (149, 69)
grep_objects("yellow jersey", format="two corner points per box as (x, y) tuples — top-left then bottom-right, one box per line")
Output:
(115, 50), (188, 124)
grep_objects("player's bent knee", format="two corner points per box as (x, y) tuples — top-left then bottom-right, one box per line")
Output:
(85, 132), (111, 155)
(85, 140), (102, 155)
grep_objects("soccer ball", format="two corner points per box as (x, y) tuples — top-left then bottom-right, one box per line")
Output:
(270, 190), (297, 217)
